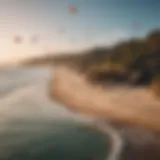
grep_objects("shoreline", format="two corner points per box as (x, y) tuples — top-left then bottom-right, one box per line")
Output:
(51, 90), (160, 160)
(50, 65), (160, 132)
(92, 120), (123, 160)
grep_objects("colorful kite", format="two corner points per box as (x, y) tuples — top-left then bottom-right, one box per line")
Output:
(69, 5), (78, 14)
(13, 35), (23, 44)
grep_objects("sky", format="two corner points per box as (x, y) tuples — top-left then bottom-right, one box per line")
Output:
(0, 0), (159, 64)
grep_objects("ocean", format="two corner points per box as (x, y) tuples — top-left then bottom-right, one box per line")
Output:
(0, 67), (110, 160)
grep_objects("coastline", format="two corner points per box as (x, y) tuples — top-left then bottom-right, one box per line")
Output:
(50, 65), (160, 132)
(1, 66), (160, 159)
(92, 121), (123, 160)
(0, 67), (112, 160)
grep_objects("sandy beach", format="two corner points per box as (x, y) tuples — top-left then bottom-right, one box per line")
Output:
(51, 65), (160, 132)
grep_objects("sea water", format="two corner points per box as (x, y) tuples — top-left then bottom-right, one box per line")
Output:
(0, 67), (110, 160)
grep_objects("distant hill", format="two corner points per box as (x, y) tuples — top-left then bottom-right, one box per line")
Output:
(22, 29), (160, 96)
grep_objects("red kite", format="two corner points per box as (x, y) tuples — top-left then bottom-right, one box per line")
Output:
(13, 35), (23, 44)
(69, 6), (78, 14)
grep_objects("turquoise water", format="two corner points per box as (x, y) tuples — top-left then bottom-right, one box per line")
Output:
(0, 121), (110, 160)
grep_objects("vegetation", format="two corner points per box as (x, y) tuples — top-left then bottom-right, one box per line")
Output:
(57, 29), (160, 86)
(23, 29), (160, 95)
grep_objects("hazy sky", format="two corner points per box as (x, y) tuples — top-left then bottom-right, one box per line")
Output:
(0, 0), (159, 63)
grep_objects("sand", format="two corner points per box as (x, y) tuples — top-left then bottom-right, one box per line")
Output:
(50, 65), (160, 132)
